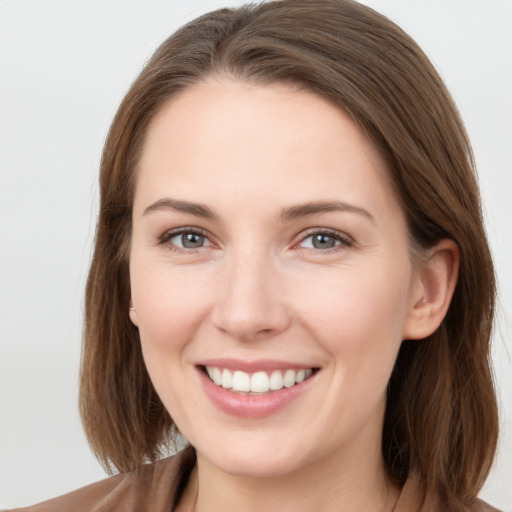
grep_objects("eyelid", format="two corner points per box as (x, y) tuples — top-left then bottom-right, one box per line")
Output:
(292, 227), (354, 250)
(156, 226), (353, 253)
(157, 226), (217, 251)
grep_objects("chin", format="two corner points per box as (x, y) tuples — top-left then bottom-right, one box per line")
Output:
(192, 431), (312, 479)
(214, 452), (302, 479)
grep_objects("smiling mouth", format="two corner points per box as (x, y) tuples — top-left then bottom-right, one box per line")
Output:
(203, 366), (317, 394)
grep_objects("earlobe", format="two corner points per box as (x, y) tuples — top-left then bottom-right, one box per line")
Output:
(129, 300), (138, 326)
(403, 239), (460, 340)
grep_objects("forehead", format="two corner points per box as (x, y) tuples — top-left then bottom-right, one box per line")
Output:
(134, 79), (399, 221)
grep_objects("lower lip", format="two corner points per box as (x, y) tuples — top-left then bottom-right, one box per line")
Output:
(197, 367), (317, 419)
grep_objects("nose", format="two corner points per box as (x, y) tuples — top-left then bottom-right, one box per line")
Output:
(211, 248), (291, 341)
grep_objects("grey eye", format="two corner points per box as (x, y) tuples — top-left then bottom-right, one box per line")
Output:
(313, 234), (337, 249)
(171, 232), (211, 249)
(183, 233), (204, 248)
(300, 233), (340, 249)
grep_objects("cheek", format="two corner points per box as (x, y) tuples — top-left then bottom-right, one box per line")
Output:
(293, 263), (411, 362)
(296, 267), (411, 432)
(130, 264), (214, 421)
(130, 261), (214, 354)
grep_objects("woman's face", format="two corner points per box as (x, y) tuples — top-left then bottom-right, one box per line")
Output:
(129, 79), (423, 478)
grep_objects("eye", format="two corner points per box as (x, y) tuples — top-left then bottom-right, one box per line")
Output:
(297, 229), (353, 251)
(160, 228), (214, 251)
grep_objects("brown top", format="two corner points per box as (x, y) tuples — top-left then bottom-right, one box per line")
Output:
(6, 448), (501, 512)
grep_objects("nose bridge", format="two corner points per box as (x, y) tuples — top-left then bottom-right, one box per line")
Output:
(212, 244), (289, 340)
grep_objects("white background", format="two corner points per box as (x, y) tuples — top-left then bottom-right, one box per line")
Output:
(0, 0), (510, 509)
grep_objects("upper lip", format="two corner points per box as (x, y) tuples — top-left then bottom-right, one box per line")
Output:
(197, 358), (318, 373)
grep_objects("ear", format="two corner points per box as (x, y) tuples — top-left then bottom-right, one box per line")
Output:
(129, 298), (139, 327)
(403, 239), (460, 340)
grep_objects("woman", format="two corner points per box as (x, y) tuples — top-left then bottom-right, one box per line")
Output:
(9, 1), (501, 510)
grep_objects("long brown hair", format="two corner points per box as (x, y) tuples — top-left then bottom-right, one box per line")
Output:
(80, 1), (498, 508)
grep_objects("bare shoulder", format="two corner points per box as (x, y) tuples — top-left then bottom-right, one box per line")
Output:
(3, 449), (195, 512)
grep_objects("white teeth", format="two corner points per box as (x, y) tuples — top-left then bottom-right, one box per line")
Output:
(283, 369), (296, 388)
(251, 371), (269, 393)
(221, 369), (232, 388)
(212, 367), (222, 386)
(205, 366), (314, 393)
(232, 370), (251, 392)
(269, 370), (284, 390)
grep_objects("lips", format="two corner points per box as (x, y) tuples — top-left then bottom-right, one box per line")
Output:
(197, 360), (319, 418)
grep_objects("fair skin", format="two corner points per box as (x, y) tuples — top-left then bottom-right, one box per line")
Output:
(129, 79), (458, 512)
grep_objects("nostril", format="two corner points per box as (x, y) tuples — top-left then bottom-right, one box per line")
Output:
(256, 328), (273, 336)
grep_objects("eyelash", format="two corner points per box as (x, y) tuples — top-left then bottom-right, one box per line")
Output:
(294, 228), (354, 253)
(157, 227), (354, 254)
(158, 227), (213, 254)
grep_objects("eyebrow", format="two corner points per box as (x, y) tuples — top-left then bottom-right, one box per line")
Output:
(279, 201), (375, 223)
(143, 198), (218, 219)
(143, 198), (374, 223)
